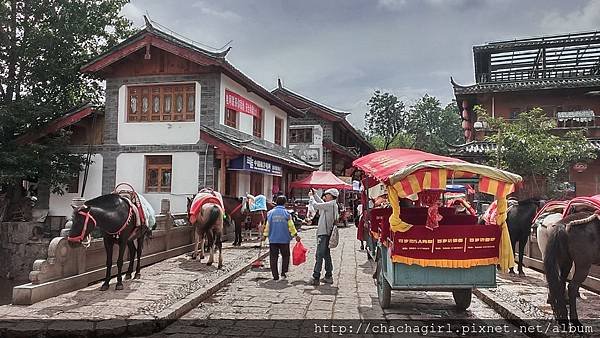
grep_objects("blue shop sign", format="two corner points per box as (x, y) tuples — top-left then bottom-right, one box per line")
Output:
(229, 155), (283, 177)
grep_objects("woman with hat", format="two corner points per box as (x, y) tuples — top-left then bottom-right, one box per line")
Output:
(307, 188), (339, 286)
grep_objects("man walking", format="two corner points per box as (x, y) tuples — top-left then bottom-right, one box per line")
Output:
(263, 195), (300, 281)
(307, 188), (339, 286)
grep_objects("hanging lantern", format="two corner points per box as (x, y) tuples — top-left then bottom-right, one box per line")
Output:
(573, 163), (588, 173)
(462, 100), (469, 110)
(462, 120), (470, 129)
(462, 109), (469, 120)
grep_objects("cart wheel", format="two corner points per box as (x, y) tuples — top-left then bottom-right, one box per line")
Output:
(452, 289), (472, 311)
(377, 256), (391, 309)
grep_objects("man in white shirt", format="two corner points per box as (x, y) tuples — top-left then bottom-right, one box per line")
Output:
(307, 188), (339, 286)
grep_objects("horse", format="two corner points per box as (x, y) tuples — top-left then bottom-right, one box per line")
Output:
(222, 196), (246, 246)
(507, 197), (544, 276)
(240, 194), (274, 241)
(544, 211), (600, 329)
(187, 189), (224, 269)
(67, 194), (152, 291)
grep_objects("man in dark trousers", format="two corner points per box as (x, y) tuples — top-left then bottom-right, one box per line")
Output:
(262, 195), (300, 280)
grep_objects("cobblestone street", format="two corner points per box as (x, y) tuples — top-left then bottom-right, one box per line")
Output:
(151, 226), (527, 337)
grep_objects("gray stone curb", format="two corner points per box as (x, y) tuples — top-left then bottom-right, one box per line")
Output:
(0, 250), (270, 338)
(473, 288), (550, 338)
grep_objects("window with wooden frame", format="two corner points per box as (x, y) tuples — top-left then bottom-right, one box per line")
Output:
(145, 155), (172, 193)
(250, 174), (264, 196)
(289, 128), (313, 144)
(274, 117), (283, 146)
(252, 112), (263, 138)
(225, 108), (237, 128)
(66, 172), (80, 193)
(127, 84), (195, 122)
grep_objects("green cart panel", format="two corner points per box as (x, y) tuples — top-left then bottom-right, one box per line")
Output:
(380, 245), (496, 289)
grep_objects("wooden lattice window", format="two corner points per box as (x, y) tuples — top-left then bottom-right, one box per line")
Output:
(145, 155), (172, 193)
(289, 128), (313, 144)
(274, 117), (283, 146)
(127, 84), (195, 122)
(225, 108), (237, 128)
(253, 113), (262, 138)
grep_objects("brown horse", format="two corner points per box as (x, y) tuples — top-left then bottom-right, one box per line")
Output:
(187, 190), (224, 269)
(544, 211), (600, 329)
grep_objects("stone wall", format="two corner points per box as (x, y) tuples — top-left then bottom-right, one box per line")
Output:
(0, 222), (50, 282)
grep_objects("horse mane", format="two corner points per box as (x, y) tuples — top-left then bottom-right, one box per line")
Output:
(562, 211), (599, 227)
(517, 197), (541, 205)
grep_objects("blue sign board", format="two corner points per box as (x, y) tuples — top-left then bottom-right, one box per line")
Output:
(228, 155), (283, 177)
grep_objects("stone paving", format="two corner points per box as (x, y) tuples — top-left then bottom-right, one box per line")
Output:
(150, 226), (527, 338)
(0, 241), (267, 321)
(479, 267), (600, 334)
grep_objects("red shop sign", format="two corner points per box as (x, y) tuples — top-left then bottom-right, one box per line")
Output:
(225, 90), (262, 117)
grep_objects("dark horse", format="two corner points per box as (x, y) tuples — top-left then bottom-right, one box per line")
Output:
(186, 190), (224, 268)
(68, 194), (151, 291)
(223, 195), (275, 246)
(507, 197), (544, 276)
(544, 211), (600, 329)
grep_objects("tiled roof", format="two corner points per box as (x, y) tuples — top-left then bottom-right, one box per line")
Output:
(200, 126), (317, 171)
(81, 21), (305, 118)
(452, 76), (600, 95)
(323, 138), (360, 159)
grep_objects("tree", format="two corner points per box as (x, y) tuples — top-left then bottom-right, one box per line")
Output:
(405, 95), (463, 155)
(477, 106), (596, 197)
(365, 90), (406, 150)
(0, 0), (132, 219)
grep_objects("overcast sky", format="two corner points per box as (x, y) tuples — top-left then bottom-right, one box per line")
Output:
(121, 0), (600, 130)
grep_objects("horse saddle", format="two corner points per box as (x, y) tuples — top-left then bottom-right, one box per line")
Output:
(189, 191), (224, 224)
(117, 191), (145, 228)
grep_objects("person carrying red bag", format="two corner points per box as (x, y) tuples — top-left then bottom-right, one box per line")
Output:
(262, 195), (301, 281)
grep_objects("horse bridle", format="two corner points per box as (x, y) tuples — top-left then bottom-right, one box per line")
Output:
(68, 205), (133, 245)
(68, 206), (97, 244)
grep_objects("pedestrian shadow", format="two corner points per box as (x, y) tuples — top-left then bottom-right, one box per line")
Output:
(175, 256), (220, 274)
(258, 279), (293, 290)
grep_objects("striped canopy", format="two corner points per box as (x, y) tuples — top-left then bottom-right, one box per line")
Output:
(353, 149), (522, 198)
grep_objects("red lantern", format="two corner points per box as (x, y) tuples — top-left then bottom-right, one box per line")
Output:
(462, 100), (469, 109)
(462, 109), (469, 120)
(462, 120), (470, 129)
(573, 163), (588, 173)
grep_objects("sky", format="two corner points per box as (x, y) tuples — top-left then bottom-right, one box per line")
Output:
(121, 0), (600, 130)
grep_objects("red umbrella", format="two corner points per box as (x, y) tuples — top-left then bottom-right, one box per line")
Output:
(290, 171), (353, 190)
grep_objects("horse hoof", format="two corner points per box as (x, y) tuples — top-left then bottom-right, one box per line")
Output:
(100, 284), (109, 291)
(217, 264), (223, 270)
(509, 269), (515, 275)
(115, 284), (124, 291)
(518, 271), (526, 277)
(125, 273), (132, 280)
(134, 273), (141, 280)
(207, 262), (213, 266)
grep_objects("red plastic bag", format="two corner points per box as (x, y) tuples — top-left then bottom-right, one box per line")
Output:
(292, 240), (308, 266)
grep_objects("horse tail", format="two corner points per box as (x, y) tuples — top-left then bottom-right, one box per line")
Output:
(206, 205), (221, 229)
(543, 222), (567, 315)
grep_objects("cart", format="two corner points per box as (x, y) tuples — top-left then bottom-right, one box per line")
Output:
(353, 149), (522, 310)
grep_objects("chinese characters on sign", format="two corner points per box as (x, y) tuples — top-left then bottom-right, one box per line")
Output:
(229, 155), (282, 176)
(225, 90), (262, 118)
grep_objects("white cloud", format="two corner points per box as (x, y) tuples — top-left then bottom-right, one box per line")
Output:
(540, 0), (600, 34)
(377, 0), (408, 10)
(120, 3), (145, 27)
(192, 2), (242, 21)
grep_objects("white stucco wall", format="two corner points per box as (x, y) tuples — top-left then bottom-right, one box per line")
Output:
(49, 154), (104, 217)
(220, 74), (288, 146)
(115, 152), (199, 213)
(117, 82), (202, 145)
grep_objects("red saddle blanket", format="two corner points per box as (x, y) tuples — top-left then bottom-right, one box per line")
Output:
(189, 193), (224, 225)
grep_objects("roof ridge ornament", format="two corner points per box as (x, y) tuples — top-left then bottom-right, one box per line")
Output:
(143, 15), (153, 31)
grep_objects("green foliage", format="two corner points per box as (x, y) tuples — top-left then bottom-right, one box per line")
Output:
(0, 0), (132, 194)
(365, 90), (406, 150)
(478, 106), (596, 195)
(405, 95), (464, 155)
(365, 91), (463, 154)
